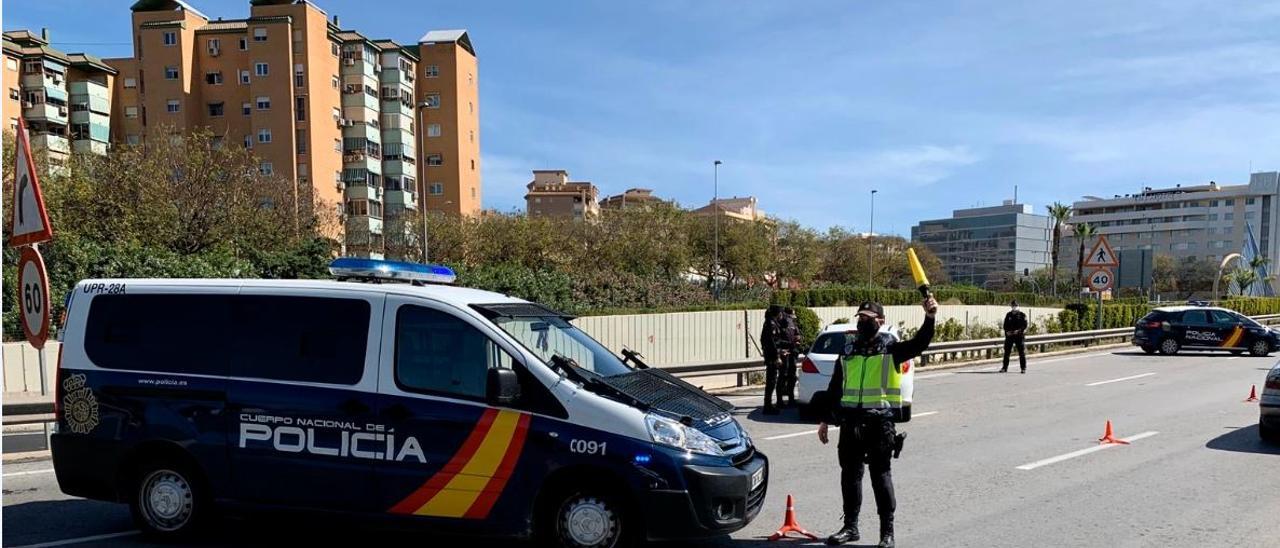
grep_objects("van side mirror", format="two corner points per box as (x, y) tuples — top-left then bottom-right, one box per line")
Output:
(487, 368), (521, 406)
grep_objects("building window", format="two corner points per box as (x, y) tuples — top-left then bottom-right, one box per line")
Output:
(471, 187), (476, 198)
(125, 106), (139, 118)
(240, 70), (250, 84)
(429, 182), (444, 195)
(255, 62), (269, 77)
(8, 88), (17, 100)
(471, 159), (475, 170)
(1224, 212), (1234, 220)
(240, 102), (251, 115)
(331, 42), (340, 57)
(166, 99), (180, 113)
(126, 134), (140, 145)
(124, 77), (137, 88)
(164, 66), (178, 80)
(256, 96), (271, 110)
(298, 163), (308, 177)
(5, 58), (15, 71)
(22, 60), (41, 74)
(205, 71), (223, 85)
(469, 101), (473, 114)
(425, 65), (439, 78)
(1210, 200), (1219, 207)
(238, 36), (248, 50)
(1208, 214), (1218, 221)
(297, 130), (307, 154)
(332, 107), (341, 122)
(334, 138), (341, 152)
(331, 75), (339, 89)
(163, 31), (177, 46)
(427, 154), (443, 166)
(208, 102), (224, 116)
(294, 64), (304, 87)
(259, 161), (273, 175)
(469, 130), (474, 143)
(207, 38), (220, 53)
(424, 94), (440, 108)
(244, 135), (252, 148)
(1247, 197), (1257, 205)
(253, 28), (268, 42)
(258, 129), (272, 143)
(427, 123), (441, 137)
(1226, 199), (1235, 206)
(295, 96), (306, 120)
(1246, 211), (1257, 219)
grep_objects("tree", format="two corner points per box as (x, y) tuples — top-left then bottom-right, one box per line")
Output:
(1153, 254), (1178, 296)
(1072, 222), (1096, 291)
(1046, 202), (1072, 296)
(766, 220), (821, 288)
(1231, 267), (1258, 296)
(1174, 256), (1218, 298)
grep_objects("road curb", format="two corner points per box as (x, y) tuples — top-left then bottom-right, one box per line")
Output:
(3, 449), (51, 464)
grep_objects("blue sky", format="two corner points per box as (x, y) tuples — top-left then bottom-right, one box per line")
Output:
(7, 0), (1280, 235)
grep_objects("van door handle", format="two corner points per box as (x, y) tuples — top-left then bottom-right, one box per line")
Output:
(338, 399), (371, 416)
(382, 404), (413, 422)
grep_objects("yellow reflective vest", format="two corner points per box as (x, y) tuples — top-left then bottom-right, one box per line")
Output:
(839, 352), (903, 409)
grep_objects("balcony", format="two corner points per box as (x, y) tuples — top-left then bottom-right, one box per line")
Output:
(72, 140), (109, 155)
(24, 102), (68, 124)
(384, 188), (417, 211)
(31, 133), (70, 154)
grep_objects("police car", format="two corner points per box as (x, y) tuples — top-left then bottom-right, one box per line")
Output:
(50, 259), (767, 546)
(1132, 305), (1280, 357)
(796, 323), (915, 421)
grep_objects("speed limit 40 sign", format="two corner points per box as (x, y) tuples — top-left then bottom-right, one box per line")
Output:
(17, 246), (51, 349)
(1087, 267), (1114, 292)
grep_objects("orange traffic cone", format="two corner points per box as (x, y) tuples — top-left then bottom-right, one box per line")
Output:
(767, 494), (819, 541)
(1246, 385), (1260, 402)
(1098, 420), (1130, 445)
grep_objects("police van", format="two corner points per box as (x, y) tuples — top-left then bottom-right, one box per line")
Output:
(51, 259), (768, 546)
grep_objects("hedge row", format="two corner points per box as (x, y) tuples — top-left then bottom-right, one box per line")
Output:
(772, 286), (1059, 308)
(1053, 297), (1280, 332)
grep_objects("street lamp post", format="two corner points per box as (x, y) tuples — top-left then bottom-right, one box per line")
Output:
(415, 101), (430, 263)
(713, 160), (722, 301)
(868, 189), (878, 288)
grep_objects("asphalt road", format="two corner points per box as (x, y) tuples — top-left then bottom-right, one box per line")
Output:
(4, 348), (1278, 547)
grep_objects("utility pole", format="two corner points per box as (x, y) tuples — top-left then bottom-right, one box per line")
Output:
(868, 189), (878, 288)
(713, 160), (722, 300)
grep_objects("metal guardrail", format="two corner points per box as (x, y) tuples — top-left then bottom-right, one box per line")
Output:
(8, 314), (1280, 416)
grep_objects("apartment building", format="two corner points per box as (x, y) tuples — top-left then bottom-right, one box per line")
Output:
(525, 170), (600, 220)
(690, 196), (767, 222)
(600, 188), (665, 210)
(1064, 174), (1280, 289)
(3, 29), (116, 166)
(911, 201), (1052, 288)
(104, 0), (479, 255)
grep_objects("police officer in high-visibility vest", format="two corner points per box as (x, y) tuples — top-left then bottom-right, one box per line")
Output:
(819, 298), (936, 547)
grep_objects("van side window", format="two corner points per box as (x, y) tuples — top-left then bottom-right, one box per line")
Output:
(231, 296), (370, 385)
(84, 294), (230, 375)
(395, 305), (511, 399)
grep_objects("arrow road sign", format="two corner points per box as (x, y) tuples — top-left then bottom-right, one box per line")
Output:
(1084, 235), (1119, 267)
(9, 117), (53, 247)
(18, 246), (51, 349)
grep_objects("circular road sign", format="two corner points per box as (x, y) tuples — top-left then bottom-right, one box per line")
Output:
(1087, 267), (1114, 293)
(17, 246), (50, 349)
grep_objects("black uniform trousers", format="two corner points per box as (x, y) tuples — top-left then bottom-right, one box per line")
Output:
(837, 414), (897, 522)
(1003, 335), (1026, 371)
(763, 354), (781, 408)
(779, 350), (797, 404)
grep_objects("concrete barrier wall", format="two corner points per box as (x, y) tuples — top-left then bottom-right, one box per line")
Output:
(1, 305), (1060, 394)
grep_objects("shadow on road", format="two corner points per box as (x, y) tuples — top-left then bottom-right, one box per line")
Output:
(1205, 425), (1280, 455)
(742, 407), (813, 425)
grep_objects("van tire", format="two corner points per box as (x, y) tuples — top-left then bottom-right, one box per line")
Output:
(539, 486), (633, 548)
(1159, 338), (1180, 355)
(1140, 345), (1157, 355)
(128, 458), (208, 540)
(1249, 340), (1271, 357)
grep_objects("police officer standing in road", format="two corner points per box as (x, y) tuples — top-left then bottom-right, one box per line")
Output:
(1001, 300), (1028, 373)
(778, 307), (801, 407)
(762, 305), (783, 415)
(819, 297), (937, 547)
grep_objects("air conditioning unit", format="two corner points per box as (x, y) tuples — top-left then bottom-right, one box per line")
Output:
(343, 58), (355, 66)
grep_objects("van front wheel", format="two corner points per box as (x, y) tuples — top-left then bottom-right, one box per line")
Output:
(129, 460), (206, 539)
(550, 490), (631, 548)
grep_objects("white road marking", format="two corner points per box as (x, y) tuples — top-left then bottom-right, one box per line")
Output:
(1085, 372), (1156, 386)
(722, 395), (762, 402)
(1016, 431), (1159, 471)
(1225, 357), (1240, 361)
(2, 468), (54, 478)
(761, 412), (938, 441)
(914, 372), (954, 380)
(9, 531), (139, 548)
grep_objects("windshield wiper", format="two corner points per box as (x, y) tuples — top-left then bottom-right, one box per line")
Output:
(620, 347), (649, 369)
(550, 354), (649, 411)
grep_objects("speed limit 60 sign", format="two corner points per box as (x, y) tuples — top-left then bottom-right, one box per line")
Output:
(1087, 267), (1114, 292)
(17, 246), (51, 349)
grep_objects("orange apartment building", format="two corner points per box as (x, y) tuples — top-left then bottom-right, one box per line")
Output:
(104, 0), (481, 256)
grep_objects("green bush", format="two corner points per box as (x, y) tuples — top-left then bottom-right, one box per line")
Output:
(772, 285), (1058, 308)
(793, 306), (822, 349)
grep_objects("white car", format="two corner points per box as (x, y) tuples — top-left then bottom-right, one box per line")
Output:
(797, 323), (915, 421)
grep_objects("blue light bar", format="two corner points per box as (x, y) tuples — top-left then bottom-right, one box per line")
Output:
(329, 257), (457, 285)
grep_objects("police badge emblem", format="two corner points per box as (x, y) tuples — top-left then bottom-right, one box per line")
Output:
(62, 373), (100, 434)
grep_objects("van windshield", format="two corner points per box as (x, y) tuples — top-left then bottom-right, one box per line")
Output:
(491, 315), (632, 377)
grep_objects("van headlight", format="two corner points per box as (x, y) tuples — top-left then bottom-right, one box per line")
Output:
(644, 414), (725, 456)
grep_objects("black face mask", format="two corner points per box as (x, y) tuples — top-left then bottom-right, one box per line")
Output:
(857, 318), (879, 338)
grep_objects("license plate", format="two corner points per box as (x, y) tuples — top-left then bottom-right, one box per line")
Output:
(750, 467), (764, 491)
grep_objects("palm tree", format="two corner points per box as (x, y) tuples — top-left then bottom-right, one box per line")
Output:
(1046, 202), (1072, 296)
(1073, 222), (1096, 293)
(1232, 267), (1258, 296)
(1248, 255), (1273, 294)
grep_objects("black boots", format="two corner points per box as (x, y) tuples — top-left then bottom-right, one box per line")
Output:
(877, 517), (895, 548)
(826, 519), (859, 545)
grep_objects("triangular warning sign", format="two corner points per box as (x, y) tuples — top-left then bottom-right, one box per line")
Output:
(1084, 235), (1118, 267)
(9, 117), (53, 247)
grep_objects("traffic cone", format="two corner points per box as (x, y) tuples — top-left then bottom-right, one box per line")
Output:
(1098, 420), (1130, 445)
(1246, 385), (1260, 402)
(767, 494), (819, 541)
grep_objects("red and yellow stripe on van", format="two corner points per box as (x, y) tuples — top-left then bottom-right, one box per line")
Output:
(1222, 326), (1246, 348)
(389, 409), (531, 519)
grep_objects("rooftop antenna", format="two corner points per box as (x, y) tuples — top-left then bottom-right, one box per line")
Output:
(1014, 184), (1018, 204)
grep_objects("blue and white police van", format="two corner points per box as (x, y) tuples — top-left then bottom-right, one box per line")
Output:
(51, 259), (768, 546)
